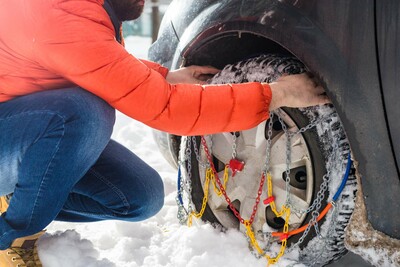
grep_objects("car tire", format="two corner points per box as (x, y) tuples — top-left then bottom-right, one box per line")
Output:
(187, 55), (357, 266)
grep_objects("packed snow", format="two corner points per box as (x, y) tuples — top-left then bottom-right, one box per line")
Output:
(36, 36), (371, 267)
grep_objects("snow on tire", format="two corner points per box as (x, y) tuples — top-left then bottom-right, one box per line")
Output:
(188, 55), (357, 266)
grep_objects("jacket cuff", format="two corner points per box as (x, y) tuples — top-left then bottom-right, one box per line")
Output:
(140, 59), (169, 78)
(158, 66), (169, 78)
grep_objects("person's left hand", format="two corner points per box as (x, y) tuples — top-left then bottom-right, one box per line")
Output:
(166, 65), (220, 84)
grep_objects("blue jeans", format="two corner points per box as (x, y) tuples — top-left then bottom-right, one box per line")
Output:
(0, 88), (164, 249)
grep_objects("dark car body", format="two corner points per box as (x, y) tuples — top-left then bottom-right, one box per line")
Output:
(149, 0), (400, 239)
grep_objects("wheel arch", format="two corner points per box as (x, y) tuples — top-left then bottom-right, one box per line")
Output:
(150, 0), (400, 238)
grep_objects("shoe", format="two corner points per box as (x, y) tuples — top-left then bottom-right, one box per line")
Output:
(0, 231), (45, 267)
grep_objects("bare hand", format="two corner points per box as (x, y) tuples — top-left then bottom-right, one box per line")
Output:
(166, 65), (220, 84)
(268, 73), (330, 111)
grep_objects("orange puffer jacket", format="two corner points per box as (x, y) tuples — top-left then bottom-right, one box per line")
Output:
(0, 0), (272, 136)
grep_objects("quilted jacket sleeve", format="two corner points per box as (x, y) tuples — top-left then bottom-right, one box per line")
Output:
(140, 59), (169, 77)
(32, 1), (271, 136)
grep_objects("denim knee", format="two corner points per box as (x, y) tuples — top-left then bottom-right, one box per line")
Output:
(125, 169), (165, 221)
(143, 171), (165, 218)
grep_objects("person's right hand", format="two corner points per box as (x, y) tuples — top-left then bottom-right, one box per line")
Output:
(267, 73), (330, 111)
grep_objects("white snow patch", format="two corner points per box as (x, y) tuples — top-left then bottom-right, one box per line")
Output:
(37, 230), (115, 267)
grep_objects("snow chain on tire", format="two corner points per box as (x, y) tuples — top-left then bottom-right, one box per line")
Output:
(186, 55), (357, 266)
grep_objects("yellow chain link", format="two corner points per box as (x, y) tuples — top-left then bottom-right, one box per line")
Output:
(267, 172), (286, 218)
(188, 169), (290, 266)
(210, 165), (229, 196)
(188, 169), (211, 227)
(245, 206), (291, 266)
(243, 172), (291, 265)
(189, 166), (229, 225)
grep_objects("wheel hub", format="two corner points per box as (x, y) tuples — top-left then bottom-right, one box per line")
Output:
(198, 110), (314, 238)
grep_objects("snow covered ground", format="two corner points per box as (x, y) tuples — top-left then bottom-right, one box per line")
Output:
(36, 36), (372, 267)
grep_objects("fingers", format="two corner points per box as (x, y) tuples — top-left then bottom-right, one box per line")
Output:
(297, 94), (330, 108)
(288, 73), (327, 96)
(314, 85), (325, 94)
(190, 65), (220, 75)
(195, 79), (207, 85)
(308, 82), (331, 106)
(317, 94), (331, 105)
(196, 73), (215, 82)
(198, 65), (221, 74)
(190, 65), (220, 82)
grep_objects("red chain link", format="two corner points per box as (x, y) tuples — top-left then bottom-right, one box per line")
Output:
(200, 136), (266, 225)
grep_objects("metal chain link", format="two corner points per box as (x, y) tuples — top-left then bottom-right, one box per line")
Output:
(185, 137), (193, 196)
(275, 109), (331, 139)
(176, 135), (213, 224)
(232, 132), (238, 159)
(176, 137), (189, 224)
(176, 136), (197, 224)
(262, 109), (334, 251)
(286, 113), (339, 249)
(191, 136), (209, 169)
(262, 112), (274, 173)
(289, 140), (340, 240)
(276, 109), (333, 214)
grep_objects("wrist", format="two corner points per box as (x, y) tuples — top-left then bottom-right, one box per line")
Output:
(166, 70), (178, 84)
(268, 82), (284, 111)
